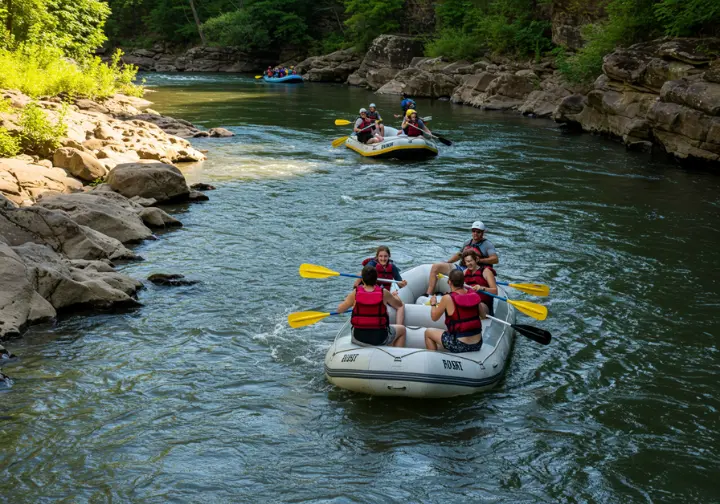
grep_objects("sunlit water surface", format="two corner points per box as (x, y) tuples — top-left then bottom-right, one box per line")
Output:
(1, 73), (719, 503)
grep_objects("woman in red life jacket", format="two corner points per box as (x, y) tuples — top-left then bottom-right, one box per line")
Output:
(266, 66), (273, 77)
(424, 269), (484, 353)
(337, 265), (406, 348)
(354, 246), (408, 325)
(354, 108), (382, 144)
(401, 109), (431, 137)
(461, 249), (497, 317)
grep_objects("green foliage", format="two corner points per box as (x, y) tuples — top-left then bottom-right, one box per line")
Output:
(344, 0), (404, 50)
(19, 102), (68, 156)
(89, 176), (105, 187)
(0, 127), (21, 157)
(654, 0), (720, 37)
(203, 0), (312, 52)
(427, 0), (553, 59)
(0, 45), (142, 98)
(308, 32), (347, 56)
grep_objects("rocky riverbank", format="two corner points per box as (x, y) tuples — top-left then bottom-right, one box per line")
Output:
(294, 35), (720, 166)
(0, 90), (233, 378)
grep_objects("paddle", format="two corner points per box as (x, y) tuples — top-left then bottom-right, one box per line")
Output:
(427, 289), (547, 321)
(486, 315), (552, 345)
(299, 263), (396, 284)
(436, 273), (549, 297)
(255, 75), (263, 79)
(288, 309), (352, 328)
(407, 122), (452, 146)
(335, 116), (431, 126)
(331, 123), (377, 148)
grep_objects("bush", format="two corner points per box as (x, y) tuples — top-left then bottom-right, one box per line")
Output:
(655, 0), (720, 37)
(0, 45), (142, 98)
(19, 102), (68, 157)
(0, 128), (21, 157)
(344, 0), (404, 50)
(427, 0), (553, 59)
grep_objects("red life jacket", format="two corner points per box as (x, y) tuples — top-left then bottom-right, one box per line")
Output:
(361, 258), (395, 290)
(445, 290), (483, 336)
(464, 267), (493, 307)
(405, 120), (423, 137)
(351, 285), (388, 330)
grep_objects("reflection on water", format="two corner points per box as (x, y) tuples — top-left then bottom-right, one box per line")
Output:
(1, 72), (719, 503)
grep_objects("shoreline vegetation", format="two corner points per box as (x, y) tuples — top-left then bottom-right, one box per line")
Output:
(0, 0), (236, 376)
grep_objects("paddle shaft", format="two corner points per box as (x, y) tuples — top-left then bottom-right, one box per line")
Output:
(339, 272), (395, 284)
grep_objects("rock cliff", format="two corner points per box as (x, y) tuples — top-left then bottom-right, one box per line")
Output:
(554, 38), (720, 163)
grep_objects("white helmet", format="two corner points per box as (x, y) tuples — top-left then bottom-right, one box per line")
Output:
(359, 108), (367, 114)
(369, 103), (376, 108)
(471, 221), (486, 231)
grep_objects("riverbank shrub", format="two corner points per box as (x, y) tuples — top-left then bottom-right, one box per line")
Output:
(0, 128), (21, 157)
(426, 0), (553, 59)
(344, 0), (404, 49)
(559, 0), (720, 82)
(0, 45), (142, 98)
(19, 102), (68, 156)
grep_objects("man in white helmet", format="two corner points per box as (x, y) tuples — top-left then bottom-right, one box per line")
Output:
(425, 220), (498, 296)
(366, 103), (385, 138)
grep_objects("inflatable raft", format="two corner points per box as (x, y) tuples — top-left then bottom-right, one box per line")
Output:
(324, 264), (516, 398)
(263, 74), (303, 84)
(344, 126), (439, 160)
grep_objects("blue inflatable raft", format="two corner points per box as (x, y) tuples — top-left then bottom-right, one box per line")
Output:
(262, 75), (303, 84)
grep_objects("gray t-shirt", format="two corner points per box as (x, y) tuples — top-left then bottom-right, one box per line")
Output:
(460, 238), (497, 259)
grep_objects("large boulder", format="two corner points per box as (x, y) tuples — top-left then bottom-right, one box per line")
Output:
(377, 68), (459, 98)
(53, 147), (108, 182)
(451, 72), (497, 104)
(0, 204), (137, 260)
(295, 49), (362, 83)
(106, 162), (191, 203)
(35, 192), (154, 243)
(660, 79), (720, 116)
(348, 35), (425, 89)
(13, 242), (142, 312)
(0, 158), (83, 206)
(0, 240), (56, 339)
(647, 101), (720, 161)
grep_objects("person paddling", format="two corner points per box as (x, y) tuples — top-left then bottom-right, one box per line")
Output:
(354, 108), (382, 144)
(461, 249), (497, 317)
(366, 103), (385, 139)
(354, 246), (407, 325)
(395, 93), (417, 118)
(338, 265), (406, 348)
(426, 220), (498, 296)
(425, 269), (484, 353)
(401, 109), (431, 137)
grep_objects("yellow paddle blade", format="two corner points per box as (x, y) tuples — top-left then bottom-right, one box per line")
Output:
(288, 311), (331, 328)
(508, 299), (548, 321)
(334, 119), (351, 126)
(331, 136), (349, 148)
(299, 263), (340, 279)
(255, 75), (262, 79)
(508, 282), (550, 297)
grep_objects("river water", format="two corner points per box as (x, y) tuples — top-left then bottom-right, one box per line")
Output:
(1, 73), (718, 503)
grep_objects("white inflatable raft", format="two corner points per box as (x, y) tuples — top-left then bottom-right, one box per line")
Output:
(344, 126), (439, 160)
(324, 264), (516, 398)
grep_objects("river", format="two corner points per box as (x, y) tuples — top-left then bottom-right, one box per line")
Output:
(1, 73), (718, 503)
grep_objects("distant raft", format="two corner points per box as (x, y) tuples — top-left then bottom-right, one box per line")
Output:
(262, 75), (303, 84)
(344, 126), (439, 160)
(324, 264), (516, 398)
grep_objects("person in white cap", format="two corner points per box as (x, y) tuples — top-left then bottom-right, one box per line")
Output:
(366, 103), (385, 138)
(354, 108), (382, 144)
(425, 220), (498, 297)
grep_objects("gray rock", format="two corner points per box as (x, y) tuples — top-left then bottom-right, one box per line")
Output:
(53, 147), (108, 182)
(0, 240), (56, 339)
(106, 162), (190, 203)
(35, 192), (154, 243)
(14, 242), (142, 312)
(190, 182), (216, 191)
(148, 273), (199, 286)
(0, 205), (137, 260)
(188, 190), (209, 202)
(137, 207), (182, 228)
(660, 79), (720, 116)
(208, 127), (234, 138)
